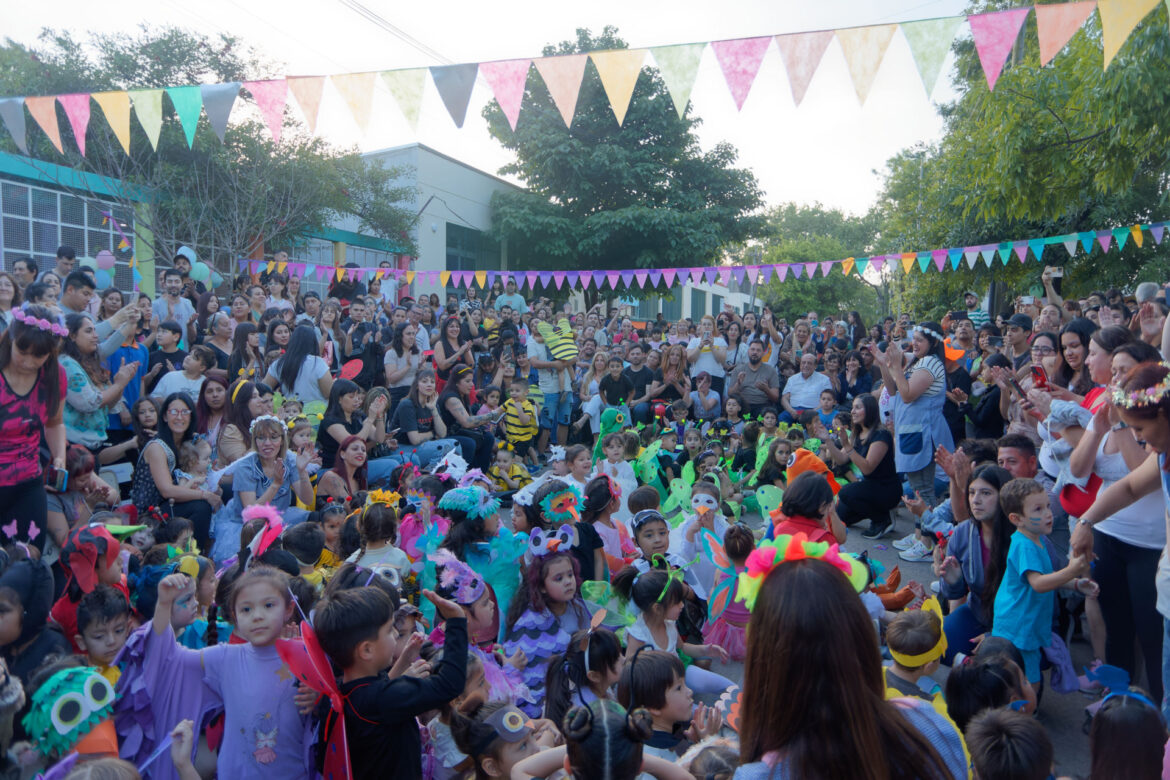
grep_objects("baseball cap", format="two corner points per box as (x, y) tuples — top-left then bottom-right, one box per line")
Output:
(1007, 314), (1033, 331)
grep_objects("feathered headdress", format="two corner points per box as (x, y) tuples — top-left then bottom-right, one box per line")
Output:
(526, 524), (578, 563)
(432, 449), (469, 481)
(241, 504), (283, 562)
(538, 482), (582, 524)
(437, 486), (500, 522)
(428, 548), (486, 605)
(736, 533), (867, 612)
(364, 489), (402, 510)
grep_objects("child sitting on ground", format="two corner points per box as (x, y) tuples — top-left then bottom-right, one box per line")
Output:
(489, 443), (531, 494)
(615, 649), (724, 760)
(75, 585), (132, 686)
(347, 499), (410, 587)
(966, 708), (1057, 780)
(884, 599), (945, 702)
(282, 522), (328, 593)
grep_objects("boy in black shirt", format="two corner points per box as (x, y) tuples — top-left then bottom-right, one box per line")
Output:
(598, 356), (634, 409)
(144, 321), (186, 395)
(315, 587), (469, 779)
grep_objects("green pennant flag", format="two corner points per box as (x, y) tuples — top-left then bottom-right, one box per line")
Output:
(917, 252), (931, 272)
(997, 244), (1012, 265)
(651, 43), (705, 118)
(1112, 227), (1130, 251)
(165, 85), (202, 147)
(901, 16), (964, 96)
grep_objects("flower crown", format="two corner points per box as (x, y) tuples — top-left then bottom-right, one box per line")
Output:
(736, 533), (868, 612)
(428, 548), (485, 605)
(248, 414), (284, 435)
(12, 307), (67, 337)
(437, 485), (500, 522)
(364, 489), (401, 510)
(1111, 363), (1170, 409)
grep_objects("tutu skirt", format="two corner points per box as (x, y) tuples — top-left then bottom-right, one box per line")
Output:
(702, 617), (748, 662)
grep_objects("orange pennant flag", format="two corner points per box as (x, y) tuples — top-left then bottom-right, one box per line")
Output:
(405, 271), (416, 284)
(1131, 225), (1144, 247)
(335, 268), (345, 282)
(474, 270), (487, 288)
(439, 271), (452, 287)
(25, 96), (63, 153)
(287, 77), (325, 134)
(590, 49), (646, 125)
(1035, 1), (1096, 66)
(842, 257), (856, 276)
(534, 54), (588, 127)
(901, 253), (915, 274)
(1099, 0), (1160, 67)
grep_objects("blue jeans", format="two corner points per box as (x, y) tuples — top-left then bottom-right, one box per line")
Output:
(367, 454), (407, 487)
(943, 602), (988, 666)
(779, 407), (811, 424)
(539, 391), (572, 430)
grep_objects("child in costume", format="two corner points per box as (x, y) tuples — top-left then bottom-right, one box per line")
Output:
(282, 522), (329, 593)
(502, 376), (539, 468)
(563, 444), (592, 493)
(489, 443), (531, 494)
(528, 479), (605, 585)
(0, 559), (71, 725)
(51, 524), (128, 652)
(397, 473), (452, 562)
(593, 433), (638, 525)
(346, 492), (410, 586)
(767, 470), (846, 545)
(580, 475), (638, 579)
(502, 546), (592, 717)
(449, 702), (556, 780)
(75, 585), (132, 686)
(698, 524), (753, 662)
(884, 598), (947, 702)
(543, 620), (624, 729)
(23, 664), (120, 766)
(612, 567), (733, 696)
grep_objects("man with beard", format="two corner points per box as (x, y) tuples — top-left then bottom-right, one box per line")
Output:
(726, 339), (781, 417)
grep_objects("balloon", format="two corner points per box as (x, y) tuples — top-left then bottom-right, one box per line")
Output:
(189, 262), (210, 282)
(94, 269), (112, 289)
(95, 250), (116, 270)
(79, 257), (97, 271)
(210, 271), (224, 288)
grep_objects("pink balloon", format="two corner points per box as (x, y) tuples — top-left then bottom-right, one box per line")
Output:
(95, 250), (116, 270)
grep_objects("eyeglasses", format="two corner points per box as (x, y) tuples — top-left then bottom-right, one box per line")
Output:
(168, 408), (192, 417)
(1030, 345), (1055, 354)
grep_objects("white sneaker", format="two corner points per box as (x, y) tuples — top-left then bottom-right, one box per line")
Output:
(892, 532), (919, 551)
(898, 540), (932, 562)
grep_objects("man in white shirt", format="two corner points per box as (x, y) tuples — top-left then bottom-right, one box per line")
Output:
(780, 353), (833, 424)
(152, 269), (196, 340)
(528, 330), (570, 452)
(151, 344), (214, 401)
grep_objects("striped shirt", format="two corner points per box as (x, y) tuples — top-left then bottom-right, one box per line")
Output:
(504, 398), (538, 443)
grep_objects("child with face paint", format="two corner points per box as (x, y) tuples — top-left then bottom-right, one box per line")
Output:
(677, 481), (730, 594)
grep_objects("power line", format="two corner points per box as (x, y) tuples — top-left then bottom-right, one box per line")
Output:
(335, 0), (453, 65)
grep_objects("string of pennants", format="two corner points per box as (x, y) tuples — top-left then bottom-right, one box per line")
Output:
(240, 220), (1169, 292)
(0, 1), (1163, 157)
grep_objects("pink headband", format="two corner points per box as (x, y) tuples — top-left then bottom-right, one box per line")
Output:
(12, 308), (67, 337)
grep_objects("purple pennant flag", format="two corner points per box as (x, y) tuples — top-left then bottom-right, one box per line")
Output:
(704, 268), (718, 285)
(1096, 230), (1112, 253)
(932, 250), (946, 272)
(776, 265), (790, 282)
(486, 271), (497, 288)
(1153, 224), (1166, 245)
(648, 269), (661, 287)
(526, 271), (539, 289)
(552, 271), (565, 289)
(871, 257), (885, 274)
(819, 261), (833, 277)
(238, 258), (249, 272)
(663, 268), (677, 287)
(794, 264), (807, 279)
(731, 268), (746, 285)
(620, 270), (635, 289)
(566, 271), (579, 288)
(758, 265), (773, 284)
(606, 271), (621, 290)
(538, 271), (553, 288)
(594, 271), (607, 289)
(718, 268), (731, 286)
(1012, 241), (1028, 263)
(634, 271), (648, 288)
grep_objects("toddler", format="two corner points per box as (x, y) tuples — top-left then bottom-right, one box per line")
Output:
(489, 444), (531, 493)
(544, 625), (624, 728)
(503, 377), (539, 467)
(279, 396), (304, 423)
(347, 501), (410, 586)
(615, 649), (723, 760)
(594, 433), (637, 523)
(174, 439), (215, 493)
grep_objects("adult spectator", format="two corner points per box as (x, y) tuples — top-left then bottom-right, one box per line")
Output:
(384, 321), (421, 413)
(202, 311), (233, 371)
(60, 313), (139, 452)
(407, 304), (430, 352)
(460, 286), (483, 312)
(171, 247), (205, 301)
(779, 318), (818, 364)
(60, 272), (135, 358)
(820, 394), (900, 538)
(726, 339), (781, 417)
(297, 290), (321, 328)
(194, 375), (229, 455)
(957, 353), (1011, 439)
(11, 258), (36, 292)
(837, 350), (872, 407)
(624, 343), (656, 424)
(780, 353), (833, 424)
(0, 272), (20, 338)
(228, 293), (251, 330)
(38, 245), (75, 282)
(434, 316), (473, 384)
(873, 322), (953, 507)
(963, 290), (989, 327)
(226, 322), (265, 384)
(216, 379), (266, 467)
(150, 344), (214, 401)
(647, 343), (691, 409)
(318, 378), (400, 485)
(317, 434), (368, 504)
(439, 365), (496, 470)
(0, 304), (67, 550)
(151, 269), (196, 339)
(316, 300), (345, 371)
(264, 325), (333, 405)
(191, 290), (219, 346)
(130, 392), (220, 550)
(494, 278), (528, 314)
(1055, 317), (1096, 399)
(1004, 313), (1033, 372)
(389, 369), (459, 469)
(247, 283), (267, 325)
(686, 315), (727, 394)
(528, 327), (571, 453)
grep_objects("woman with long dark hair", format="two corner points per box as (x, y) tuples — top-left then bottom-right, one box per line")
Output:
(316, 434), (368, 504)
(195, 375), (229, 448)
(318, 378), (396, 475)
(226, 322), (264, 383)
(819, 394), (901, 538)
(316, 300), (345, 372)
(263, 325), (333, 404)
(0, 304), (66, 549)
(60, 313), (139, 451)
(434, 315), (472, 384)
(847, 310), (866, 349)
(384, 321), (420, 413)
(1055, 317), (1097, 399)
(439, 365), (496, 470)
(216, 379), (265, 467)
(388, 368), (459, 470)
(192, 290), (220, 346)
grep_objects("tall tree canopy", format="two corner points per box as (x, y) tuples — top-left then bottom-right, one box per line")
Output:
(0, 26), (417, 264)
(483, 27), (766, 275)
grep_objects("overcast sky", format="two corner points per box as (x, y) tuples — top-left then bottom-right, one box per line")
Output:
(3, 0), (970, 214)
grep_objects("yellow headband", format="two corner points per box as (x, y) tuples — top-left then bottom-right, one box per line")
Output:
(888, 597), (948, 668)
(231, 380), (247, 403)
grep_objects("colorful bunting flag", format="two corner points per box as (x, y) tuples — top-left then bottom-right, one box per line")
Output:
(842, 257), (856, 276)
(244, 80), (288, 143)
(430, 64), (479, 128)
(57, 94), (91, 156)
(900, 16), (964, 96)
(287, 76), (326, 134)
(0, 98), (27, 155)
(479, 60), (531, 131)
(92, 91), (131, 155)
(201, 82), (241, 142)
(650, 44), (705, 117)
(1035, 1), (1096, 66)
(332, 72), (377, 132)
(129, 89), (164, 151)
(534, 54), (588, 127)
(836, 24), (898, 104)
(775, 31), (835, 106)
(25, 96), (63, 154)
(591, 49), (646, 125)
(710, 37), (773, 110)
(968, 8), (1031, 91)
(381, 69), (428, 130)
(165, 86), (203, 148)
(1099, 0), (1161, 67)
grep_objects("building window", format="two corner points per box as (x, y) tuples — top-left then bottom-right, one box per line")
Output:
(660, 294), (682, 322)
(690, 288), (706, 320)
(446, 223), (499, 297)
(711, 294), (723, 314)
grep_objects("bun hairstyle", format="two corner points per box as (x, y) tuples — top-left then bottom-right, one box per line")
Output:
(562, 699), (653, 780)
(612, 566), (684, 614)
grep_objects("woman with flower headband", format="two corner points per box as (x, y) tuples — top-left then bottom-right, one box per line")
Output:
(215, 379), (265, 468)
(209, 414), (316, 563)
(735, 535), (968, 779)
(0, 304), (67, 550)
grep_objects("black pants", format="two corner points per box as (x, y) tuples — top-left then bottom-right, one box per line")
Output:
(171, 499), (214, 553)
(1093, 529), (1163, 701)
(0, 477), (48, 551)
(836, 478), (902, 527)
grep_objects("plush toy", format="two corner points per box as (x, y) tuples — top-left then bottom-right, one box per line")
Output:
(592, 407), (626, 463)
(23, 667), (117, 760)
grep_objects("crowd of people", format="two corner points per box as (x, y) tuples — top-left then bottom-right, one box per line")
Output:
(0, 244), (1168, 778)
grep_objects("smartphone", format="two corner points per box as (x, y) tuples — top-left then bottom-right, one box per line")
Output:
(1051, 266), (1064, 278)
(45, 467), (68, 493)
(989, 336), (1004, 348)
(1021, 295), (1035, 305)
(948, 311), (965, 322)
(1031, 364), (1050, 390)
(1007, 375), (1027, 398)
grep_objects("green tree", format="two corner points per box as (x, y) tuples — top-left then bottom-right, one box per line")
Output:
(0, 26), (417, 267)
(483, 27), (766, 293)
(873, 1), (1170, 315)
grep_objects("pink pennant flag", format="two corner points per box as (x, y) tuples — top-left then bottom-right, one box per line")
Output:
(534, 54), (588, 127)
(662, 268), (677, 287)
(932, 250), (946, 272)
(819, 261), (833, 277)
(244, 80), (288, 142)
(347, 268), (358, 282)
(58, 94), (91, 156)
(526, 272), (539, 289)
(718, 268), (731, 286)
(635, 271), (648, 288)
(775, 31), (835, 106)
(802, 262), (816, 278)
(313, 266), (326, 280)
(479, 59), (531, 131)
(690, 268), (704, 285)
(776, 265), (790, 282)
(1097, 231), (1112, 253)
(1035, 1), (1096, 66)
(604, 271), (619, 290)
(1013, 241), (1028, 263)
(566, 271), (579, 288)
(552, 271), (566, 289)
(968, 8), (1031, 91)
(871, 257), (886, 274)
(710, 37), (773, 110)
(581, 271), (593, 289)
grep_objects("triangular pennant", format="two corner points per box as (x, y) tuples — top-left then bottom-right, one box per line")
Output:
(57, 94), (91, 156)
(553, 271), (566, 289)
(1080, 231), (1096, 253)
(1099, 0), (1161, 67)
(581, 271), (594, 289)
(607, 271), (622, 290)
(1152, 224), (1165, 244)
(591, 49), (646, 125)
(201, 82), (240, 142)
(968, 8), (1030, 91)
(287, 76), (325, 134)
(332, 72), (377, 132)
(1097, 230), (1113, 253)
(792, 264), (804, 279)
(0, 98), (28, 155)
(964, 249), (980, 268)
(662, 268), (677, 287)
(775, 31), (835, 106)
(710, 36), (773, 110)
(900, 17), (964, 96)
(534, 54), (588, 127)
(836, 24), (898, 104)
(537, 271), (552, 288)
(948, 248), (963, 270)
(1013, 241), (1029, 263)
(1112, 227), (1130, 251)
(479, 60), (531, 131)
(620, 270), (636, 288)
(593, 271), (607, 289)
(634, 271), (648, 288)
(567, 271), (580, 288)
(917, 253), (931, 273)
(649, 269), (662, 287)
(732, 267), (746, 285)
(650, 44), (705, 117)
(485, 271), (497, 288)
(901, 254), (916, 274)
(403, 270), (416, 284)
(92, 91), (131, 155)
(1063, 237), (1078, 257)
(758, 265), (774, 283)
(129, 89), (163, 151)
(776, 264), (789, 282)
(439, 270), (451, 287)
(687, 268), (701, 285)
(871, 257), (886, 274)
(25, 96), (63, 154)
(1131, 224), (1144, 248)
(529, 271), (542, 289)
(842, 257), (856, 276)
(165, 86), (203, 148)
(381, 69), (427, 130)
(430, 64), (479, 128)
(244, 80), (288, 142)
(931, 250), (946, 272)
(719, 268), (731, 286)
(1036, 1), (1096, 66)
(997, 244), (1013, 265)
(704, 268), (719, 285)
(475, 270), (487, 288)
(855, 258), (869, 275)
(819, 261), (833, 277)
(427, 271), (441, 285)
(1028, 238), (1046, 263)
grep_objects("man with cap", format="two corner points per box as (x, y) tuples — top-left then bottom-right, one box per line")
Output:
(963, 290), (989, 327)
(172, 246), (206, 301)
(1004, 313), (1033, 372)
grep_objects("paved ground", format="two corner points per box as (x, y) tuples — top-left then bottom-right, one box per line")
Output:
(703, 507), (1093, 777)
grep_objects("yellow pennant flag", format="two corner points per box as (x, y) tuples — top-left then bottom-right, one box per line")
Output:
(117, 239), (129, 250)
(405, 271), (416, 284)
(836, 24), (897, 105)
(266, 260), (275, 274)
(335, 267), (345, 282)
(842, 257), (856, 276)
(278, 262), (287, 274)
(332, 72), (377, 132)
(1099, 0), (1160, 67)
(1132, 225), (1144, 247)
(440, 271), (451, 287)
(591, 49), (646, 125)
(474, 270), (487, 288)
(92, 91), (131, 154)
(901, 253), (915, 274)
